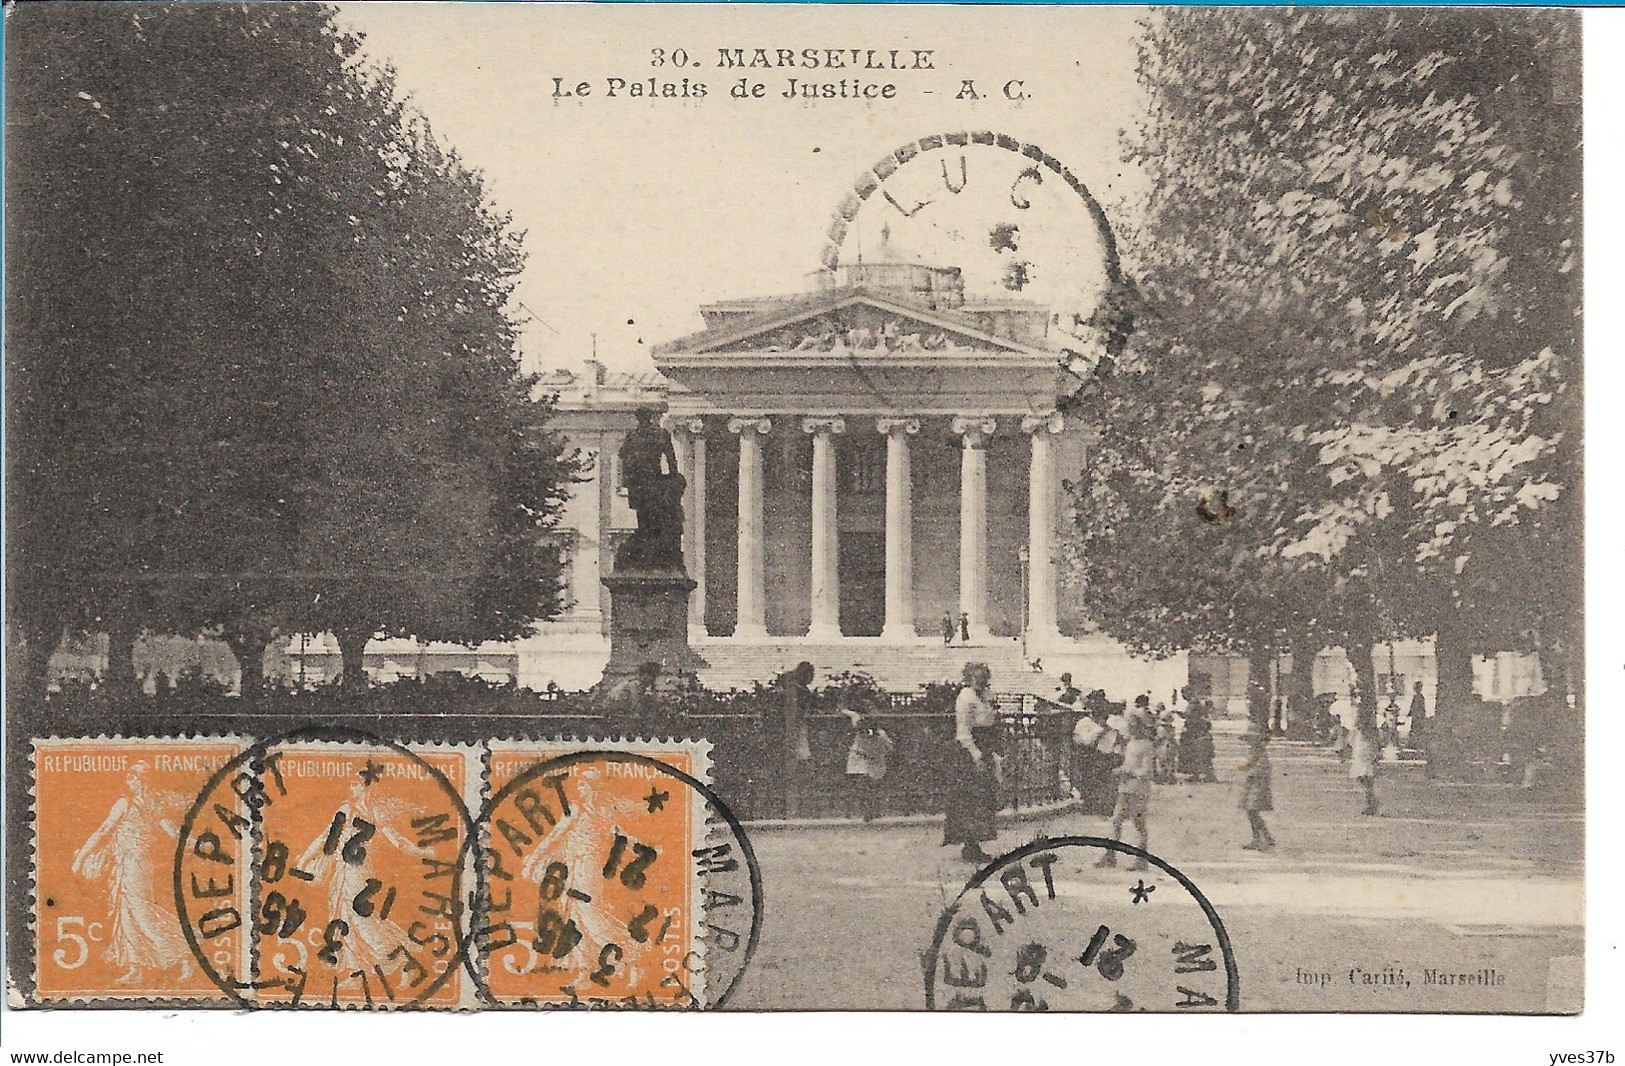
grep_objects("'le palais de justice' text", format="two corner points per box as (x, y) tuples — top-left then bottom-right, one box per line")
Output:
(552, 46), (940, 101)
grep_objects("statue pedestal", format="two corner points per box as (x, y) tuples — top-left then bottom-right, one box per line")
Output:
(596, 569), (707, 703)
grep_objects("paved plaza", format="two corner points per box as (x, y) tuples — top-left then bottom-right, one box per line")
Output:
(732, 728), (1584, 1012)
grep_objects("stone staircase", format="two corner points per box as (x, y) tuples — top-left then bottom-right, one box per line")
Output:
(690, 637), (1056, 694)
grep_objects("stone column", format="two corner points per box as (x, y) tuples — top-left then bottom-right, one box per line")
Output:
(728, 417), (772, 640)
(689, 433), (707, 636)
(952, 416), (997, 644)
(877, 417), (920, 642)
(1022, 411), (1064, 644)
(803, 417), (846, 641)
(664, 415), (708, 637)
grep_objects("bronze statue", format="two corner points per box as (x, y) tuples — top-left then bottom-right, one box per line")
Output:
(616, 409), (687, 571)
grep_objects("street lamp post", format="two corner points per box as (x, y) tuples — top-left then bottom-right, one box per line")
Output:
(1017, 545), (1030, 667)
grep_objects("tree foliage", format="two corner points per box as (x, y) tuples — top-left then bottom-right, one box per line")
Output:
(1063, 8), (1580, 716)
(7, 3), (581, 695)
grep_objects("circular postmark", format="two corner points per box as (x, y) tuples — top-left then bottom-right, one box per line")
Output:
(173, 728), (477, 1009)
(466, 749), (762, 1010)
(925, 836), (1238, 1012)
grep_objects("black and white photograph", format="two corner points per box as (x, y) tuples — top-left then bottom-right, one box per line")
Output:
(2, 0), (1603, 1048)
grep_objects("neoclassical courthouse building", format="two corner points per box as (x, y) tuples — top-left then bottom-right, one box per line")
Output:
(280, 255), (1543, 712)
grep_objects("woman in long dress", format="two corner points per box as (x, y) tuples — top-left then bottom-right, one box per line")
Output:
(1178, 698), (1217, 782)
(943, 662), (1001, 864)
(71, 762), (194, 985)
(1071, 709), (1121, 816)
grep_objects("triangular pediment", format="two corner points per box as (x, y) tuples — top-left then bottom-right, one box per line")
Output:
(654, 289), (1043, 357)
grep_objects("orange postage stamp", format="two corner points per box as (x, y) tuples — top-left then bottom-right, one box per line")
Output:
(238, 739), (480, 1009)
(32, 737), (246, 1003)
(477, 738), (756, 1009)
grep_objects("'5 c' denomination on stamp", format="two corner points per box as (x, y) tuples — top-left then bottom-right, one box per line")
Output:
(32, 737), (247, 1003)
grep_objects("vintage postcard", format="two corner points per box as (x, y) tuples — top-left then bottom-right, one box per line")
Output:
(4, 0), (1586, 1028)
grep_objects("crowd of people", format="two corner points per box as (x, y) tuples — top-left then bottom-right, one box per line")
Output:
(1052, 680), (1227, 865)
(758, 660), (1410, 861)
(944, 667), (1401, 863)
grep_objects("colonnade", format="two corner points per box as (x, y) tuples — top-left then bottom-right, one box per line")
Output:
(662, 412), (1064, 642)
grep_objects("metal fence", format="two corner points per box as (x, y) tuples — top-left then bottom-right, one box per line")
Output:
(675, 694), (1078, 821)
(26, 681), (1081, 823)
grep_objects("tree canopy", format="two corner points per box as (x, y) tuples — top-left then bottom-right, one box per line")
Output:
(7, 2), (581, 695)
(1062, 8), (1581, 718)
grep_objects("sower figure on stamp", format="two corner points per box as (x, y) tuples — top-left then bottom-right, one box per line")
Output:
(615, 408), (687, 571)
(70, 762), (194, 985)
(944, 662), (1001, 864)
(296, 780), (434, 976)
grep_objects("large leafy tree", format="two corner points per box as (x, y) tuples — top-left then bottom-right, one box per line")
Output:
(1064, 8), (1580, 726)
(7, 3), (579, 698)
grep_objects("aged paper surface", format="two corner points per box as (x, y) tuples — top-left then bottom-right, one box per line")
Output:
(4, 0), (1596, 1043)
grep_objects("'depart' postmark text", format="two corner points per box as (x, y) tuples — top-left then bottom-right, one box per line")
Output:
(926, 837), (1238, 1012)
(174, 730), (478, 1009)
(471, 743), (759, 1010)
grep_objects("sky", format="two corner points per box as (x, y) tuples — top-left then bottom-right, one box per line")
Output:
(334, 4), (1151, 377)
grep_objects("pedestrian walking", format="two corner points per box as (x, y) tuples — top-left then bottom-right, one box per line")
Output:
(1130, 693), (1154, 734)
(959, 611), (971, 644)
(1239, 727), (1275, 851)
(942, 610), (956, 646)
(1406, 681), (1428, 748)
(1056, 673), (1081, 706)
(1153, 704), (1178, 784)
(843, 709), (895, 822)
(944, 662), (1001, 863)
(1096, 712), (1153, 870)
(1351, 723), (1380, 815)
(1381, 698), (1402, 752)
(772, 661), (816, 818)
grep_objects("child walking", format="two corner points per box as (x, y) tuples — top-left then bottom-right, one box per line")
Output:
(1096, 713), (1153, 870)
(1239, 727), (1276, 851)
(844, 710), (895, 822)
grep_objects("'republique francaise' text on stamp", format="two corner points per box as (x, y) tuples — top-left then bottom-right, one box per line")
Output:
(32, 737), (247, 1003)
(473, 738), (759, 1010)
(206, 736), (482, 1009)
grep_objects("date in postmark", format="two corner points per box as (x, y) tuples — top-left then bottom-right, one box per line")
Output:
(925, 836), (1238, 1012)
(29, 732), (754, 1010)
(174, 729), (479, 1009)
(472, 740), (760, 1009)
